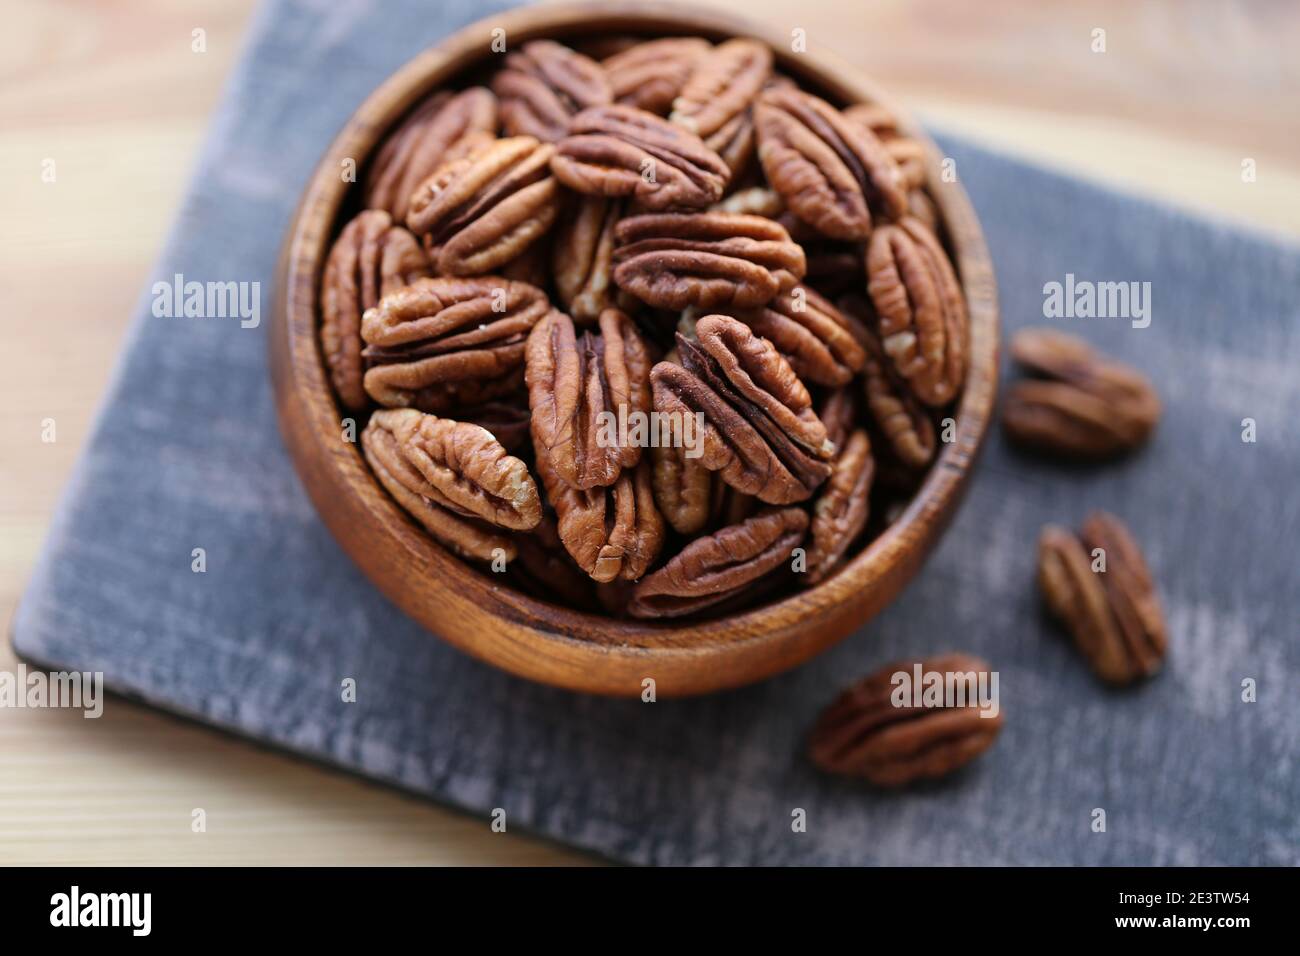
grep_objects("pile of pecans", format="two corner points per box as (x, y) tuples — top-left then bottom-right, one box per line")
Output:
(319, 35), (968, 620)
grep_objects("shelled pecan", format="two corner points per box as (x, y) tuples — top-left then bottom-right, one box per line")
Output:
(734, 285), (867, 387)
(1003, 328), (1161, 459)
(866, 216), (967, 406)
(843, 101), (928, 191)
(365, 87), (499, 221)
(406, 136), (559, 276)
(552, 195), (622, 322)
(808, 653), (1003, 785)
(536, 452), (664, 583)
(803, 429), (874, 584)
(510, 512), (599, 609)
(612, 212), (806, 310)
(551, 104), (730, 210)
(360, 276), (549, 411)
(755, 87), (907, 240)
(361, 410), (518, 561)
(669, 38), (772, 176)
(525, 307), (653, 489)
(1038, 513), (1167, 685)
(628, 507), (807, 618)
(458, 400), (532, 453)
(603, 37), (711, 115)
(321, 210), (430, 411)
(651, 315), (833, 504)
(491, 40), (612, 142)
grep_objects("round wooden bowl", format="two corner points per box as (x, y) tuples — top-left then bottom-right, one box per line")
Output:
(271, 1), (999, 697)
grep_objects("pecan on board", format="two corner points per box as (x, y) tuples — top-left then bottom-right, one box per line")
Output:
(361, 410), (519, 562)
(491, 40), (612, 142)
(755, 87), (907, 240)
(321, 210), (430, 411)
(602, 37), (711, 115)
(525, 307), (653, 489)
(535, 452), (664, 583)
(612, 212), (806, 311)
(1038, 513), (1167, 685)
(651, 315), (834, 504)
(627, 507), (808, 619)
(803, 429), (875, 585)
(365, 87), (499, 222)
(808, 653), (1003, 785)
(551, 104), (729, 211)
(1002, 328), (1161, 459)
(865, 216), (968, 406)
(360, 276), (549, 413)
(734, 285), (867, 387)
(406, 136), (559, 276)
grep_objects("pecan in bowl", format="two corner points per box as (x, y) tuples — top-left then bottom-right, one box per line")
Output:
(275, 8), (997, 695)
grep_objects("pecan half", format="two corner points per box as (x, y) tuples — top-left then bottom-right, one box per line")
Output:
(808, 653), (1003, 785)
(612, 212), (806, 311)
(552, 196), (622, 323)
(321, 210), (430, 411)
(1003, 328), (1161, 459)
(393, 409), (542, 531)
(651, 315), (833, 504)
(755, 87), (907, 240)
(735, 285), (867, 387)
(360, 276), (549, 411)
(406, 136), (559, 276)
(536, 452), (664, 583)
(628, 507), (806, 618)
(459, 400), (531, 452)
(865, 217), (967, 406)
(365, 87), (499, 222)
(526, 308), (652, 489)
(843, 101), (927, 191)
(491, 40), (613, 142)
(551, 104), (729, 210)
(670, 38), (771, 144)
(709, 185), (785, 218)
(1038, 513), (1167, 685)
(804, 429), (874, 585)
(361, 410), (517, 561)
(837, 295), (937, 468)
(603, 37), (710, 115)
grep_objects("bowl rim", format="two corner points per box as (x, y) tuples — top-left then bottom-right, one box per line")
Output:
(271, 0), (1000, 690)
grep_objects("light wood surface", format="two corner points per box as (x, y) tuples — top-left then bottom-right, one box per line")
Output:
(3, 0), (1298, 866)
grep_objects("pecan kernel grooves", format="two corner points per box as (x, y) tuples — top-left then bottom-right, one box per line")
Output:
(808, 653), (1003, 785)
(360, 276), (548, 412)
(365, 87), (499, 222)
(321, 210), (430, 411)
(491, 39), (612, 142)
(1003, 328), (1161, 459)
(552, 104), (730, 210)
(755, 86), (907, 240)
(628, 507), (808, 619)
(1038, 513), (1167, 685)
(406, 136), (559, 277)
(612, 212), (806, 311)
(865, 216), (968, 406)
(525, 307), (653, 490)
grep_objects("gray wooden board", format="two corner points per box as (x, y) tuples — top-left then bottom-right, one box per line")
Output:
(12, 0), (1300, 865)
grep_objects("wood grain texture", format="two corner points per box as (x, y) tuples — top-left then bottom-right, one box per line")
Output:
(273, 2), (999, 697)
(4, 0), (1299, 866)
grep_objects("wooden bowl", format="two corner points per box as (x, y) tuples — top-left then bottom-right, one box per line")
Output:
(271, 1), (999, 697)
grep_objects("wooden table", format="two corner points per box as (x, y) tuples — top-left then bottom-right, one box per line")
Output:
(3, 0), (1297, 866)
